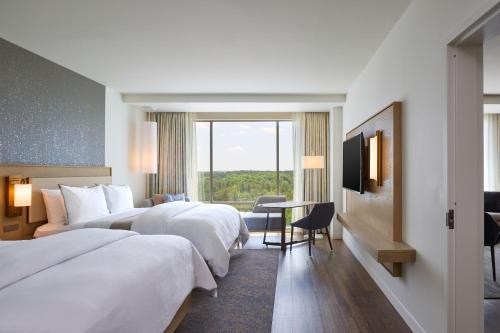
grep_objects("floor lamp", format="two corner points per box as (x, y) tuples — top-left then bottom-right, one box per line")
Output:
(303, 155), (325, 200)
(303, 155), (325, 237)
(142, 121), (158, 197)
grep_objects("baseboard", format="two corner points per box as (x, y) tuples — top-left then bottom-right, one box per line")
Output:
(332, 232), (342, 239)
(343, 231), (426, 333)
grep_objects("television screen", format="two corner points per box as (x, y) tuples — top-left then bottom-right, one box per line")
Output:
(343, 132), (365, 194)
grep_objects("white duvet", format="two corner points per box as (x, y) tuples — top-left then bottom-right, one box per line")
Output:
(34, 202), (250, 277)
(0, 229), (216, 333)
(132, 201), (250, 277)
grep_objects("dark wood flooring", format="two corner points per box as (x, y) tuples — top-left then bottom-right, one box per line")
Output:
(244, 233), (411, 333)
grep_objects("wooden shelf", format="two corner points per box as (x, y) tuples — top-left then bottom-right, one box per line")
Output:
(337, 212), (416, 265)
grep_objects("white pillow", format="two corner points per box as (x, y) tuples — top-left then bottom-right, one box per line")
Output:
(102, 185), (134, 214)
(59, 185), (110, 224)
(40, 189), (68, 225)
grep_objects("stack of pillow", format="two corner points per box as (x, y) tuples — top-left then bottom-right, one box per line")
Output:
(41, 185), (134, 226)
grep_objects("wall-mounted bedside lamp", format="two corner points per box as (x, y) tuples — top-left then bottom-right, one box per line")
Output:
(6, 176), (32, 217)
(369, 131), (383, 186)
(141, 121), (158, 174)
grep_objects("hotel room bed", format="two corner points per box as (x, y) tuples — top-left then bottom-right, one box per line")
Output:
(35, 201), (250, 277)
(0, 228), (216, 333)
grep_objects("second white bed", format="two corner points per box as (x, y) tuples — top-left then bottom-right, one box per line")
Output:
(35, 201), (250, 277)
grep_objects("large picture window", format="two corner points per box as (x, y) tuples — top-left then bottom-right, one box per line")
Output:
(196, 121), (293, 212)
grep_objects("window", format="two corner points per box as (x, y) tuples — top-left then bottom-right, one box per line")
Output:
(196, 121), (294, 213)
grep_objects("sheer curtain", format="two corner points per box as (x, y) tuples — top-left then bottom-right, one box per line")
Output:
(484, 113), (500, 191)
(292, 112), (305, 221)
(185, 112), (198, 200)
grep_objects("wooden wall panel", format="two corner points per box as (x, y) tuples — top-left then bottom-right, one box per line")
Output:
(346, 102), (402, 242)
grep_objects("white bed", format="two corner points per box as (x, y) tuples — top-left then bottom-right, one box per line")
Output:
(35, 202), (250, 277)
(0, 228), (216, 333)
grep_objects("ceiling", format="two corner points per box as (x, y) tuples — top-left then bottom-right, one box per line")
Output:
(484, 33), (500, 94)
(135, 102), (339, 112)
(0, 0), (410, 98)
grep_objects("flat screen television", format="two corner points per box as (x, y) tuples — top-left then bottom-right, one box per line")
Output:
(343, 132), (365, 194)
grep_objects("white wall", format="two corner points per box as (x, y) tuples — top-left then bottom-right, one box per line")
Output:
(105, 88), (146, 206)
(342, 0), (490, 332)
(330, 107), (343, 239)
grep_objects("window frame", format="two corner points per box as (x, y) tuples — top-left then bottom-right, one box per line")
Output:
(196, 119), (292, 206)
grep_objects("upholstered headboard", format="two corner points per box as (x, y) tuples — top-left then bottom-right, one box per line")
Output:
(29, 176), (112, 223)
(0, 165), (111, 240)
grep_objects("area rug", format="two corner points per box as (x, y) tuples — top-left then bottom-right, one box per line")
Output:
(485, 245), (500, 299)
(176, 249), (279, 333)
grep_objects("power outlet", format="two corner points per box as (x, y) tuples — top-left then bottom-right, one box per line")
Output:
(3, 224), (19, 233)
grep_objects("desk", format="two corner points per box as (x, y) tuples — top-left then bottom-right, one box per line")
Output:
(258, 201), (315, 251)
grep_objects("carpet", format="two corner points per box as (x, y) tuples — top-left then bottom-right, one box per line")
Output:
(485, 245), (500, 299)
(176, 249), (279, 333)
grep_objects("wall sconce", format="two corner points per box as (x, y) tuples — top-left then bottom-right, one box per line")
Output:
(369, 131), (383, 186)
(6, 176), (32, 217)
(141, 121), (158, 174)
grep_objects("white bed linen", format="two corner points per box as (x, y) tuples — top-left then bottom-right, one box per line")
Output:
(34, 208), (148, 238)
(0, 240), (20, 248)
(133, 201), (250, 277)
(34, 202), (250, 277)
(0, 229), (216, 333)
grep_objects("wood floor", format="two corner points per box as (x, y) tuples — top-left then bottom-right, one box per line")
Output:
(244, 234), (411, 333)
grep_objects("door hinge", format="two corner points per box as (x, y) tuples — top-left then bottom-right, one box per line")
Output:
(446, 209), (455, 229)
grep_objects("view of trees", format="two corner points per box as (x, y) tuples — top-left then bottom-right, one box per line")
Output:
(198, 170), (293, 212)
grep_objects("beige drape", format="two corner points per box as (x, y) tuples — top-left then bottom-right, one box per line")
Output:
(292, 113), (305, 221)
(484, 113), (500, 191)
(146, 112), (187, 197)
(303, 112), (329, 203)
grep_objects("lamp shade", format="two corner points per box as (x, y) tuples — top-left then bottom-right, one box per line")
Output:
(141, 121), (158, 174)
(369, 130), (382, 186)
(369, 136), (378, 181)
(303, 155), (325, 169)
(14, 184), (31, 207)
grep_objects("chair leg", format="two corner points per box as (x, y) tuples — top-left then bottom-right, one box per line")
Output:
(308, 228), (312, 256)
(492, 245), (497, 282)
(263, 212), (270, 245)
(290, 225), (294, 252)
(325, 227), (333, 252)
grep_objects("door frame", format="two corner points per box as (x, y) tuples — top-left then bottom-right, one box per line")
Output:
(447, 2), (500, 332)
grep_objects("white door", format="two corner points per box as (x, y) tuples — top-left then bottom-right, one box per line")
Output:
(447, 44), (484, 333)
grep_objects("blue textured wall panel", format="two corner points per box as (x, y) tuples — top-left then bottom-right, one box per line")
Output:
(0, 38), (105, 166)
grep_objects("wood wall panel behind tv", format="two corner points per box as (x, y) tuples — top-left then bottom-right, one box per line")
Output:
(345, 102), (401, 242)
(340, 102), (415, 277)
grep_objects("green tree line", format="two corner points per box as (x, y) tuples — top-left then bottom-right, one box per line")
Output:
(198, 170), (293, 211)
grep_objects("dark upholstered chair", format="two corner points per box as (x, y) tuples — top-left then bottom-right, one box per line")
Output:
(484, 192), (500, 281)
(290, 202), (335, 256)
(253, 196), (286, 244)
(485, 213), (500, 281)
(485, 191), (500, 213)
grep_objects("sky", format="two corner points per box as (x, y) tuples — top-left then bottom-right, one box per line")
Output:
(196, 121), (294, 171)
